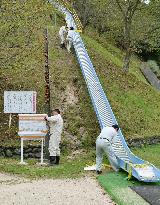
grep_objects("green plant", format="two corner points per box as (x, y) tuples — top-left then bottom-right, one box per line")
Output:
(147, 60), (160, 77)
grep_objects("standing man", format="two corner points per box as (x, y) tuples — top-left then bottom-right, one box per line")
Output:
(45, 109), (63, 165)
(59, 25), (67, 48)
(66, 27), (75, 53)
(96, 124), (120, 174)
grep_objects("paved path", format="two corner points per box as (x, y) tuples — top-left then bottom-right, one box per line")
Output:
(0, 173), (115, 205)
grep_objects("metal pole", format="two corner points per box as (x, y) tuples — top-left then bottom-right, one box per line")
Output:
(20, 138), (24, 164)
(44, 28), (50, 159)
(40, 138), (44, 164)
(8, 113), (12, 137)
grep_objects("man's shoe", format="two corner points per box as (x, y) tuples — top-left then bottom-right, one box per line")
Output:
(50, 156), (56, 165)
(96, 170), (102, 175)
(55, 156), (60, 165)
(60, 43), (65, 48)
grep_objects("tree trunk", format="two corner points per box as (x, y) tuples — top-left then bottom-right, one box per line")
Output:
(123, 48), (131, 72)
(123, 15), (132, 72)
(82, 2), (88, 28)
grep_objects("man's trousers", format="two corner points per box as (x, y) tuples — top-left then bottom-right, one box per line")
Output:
(96, 138), (119, 172)
(59, 34), (65, 45)
(49, 134), (61, 156)
(66, 38), (72, 52)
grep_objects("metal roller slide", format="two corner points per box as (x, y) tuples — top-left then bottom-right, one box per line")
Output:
(50, 1), (160, 182)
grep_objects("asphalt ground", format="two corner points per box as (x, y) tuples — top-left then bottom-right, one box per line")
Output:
(130, 186), (160, 205)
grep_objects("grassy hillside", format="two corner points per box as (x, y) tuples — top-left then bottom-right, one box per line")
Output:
(48, 26), (99, 149)
(0, 39), (46, 145)
(1, 3), (160, 149)
(82, 28), (160, 139)
(0, 49), (45, 144)
(0, 0), (52, 145)
(0, 22), (100, 148)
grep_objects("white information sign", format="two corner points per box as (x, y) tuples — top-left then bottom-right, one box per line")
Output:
(4, 91), (37, 113)
(18, 114), (48, 165)
(18, 114), (48, 137)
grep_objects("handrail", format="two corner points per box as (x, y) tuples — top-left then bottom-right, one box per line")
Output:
(58, 0), (83, 32)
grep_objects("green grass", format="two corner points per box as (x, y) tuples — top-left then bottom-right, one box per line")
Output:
(82, 32), (160, 139)
(98, 172), (150, 205)
(48, 26), (100, 148)
(0, 144), (159, 179)
(0, 52), (46, 144)
(0, 1), (52, 144)
(132, 144), (160, 168)
(98, 144), (160, 205)
(0, 21), (100, 148)
(83, 27), (147, 83)
(0, 151), (96, 179)
(0, 144), (160, 205)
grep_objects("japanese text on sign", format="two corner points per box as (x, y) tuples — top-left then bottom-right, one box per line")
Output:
(18, 114), (48, 137)
(4, 91), (37, 113)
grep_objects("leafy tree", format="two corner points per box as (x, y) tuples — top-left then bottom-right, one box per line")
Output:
(74, 0), (160, 72)
(113, 0), (142, 71)
(73, 0), (93, 28)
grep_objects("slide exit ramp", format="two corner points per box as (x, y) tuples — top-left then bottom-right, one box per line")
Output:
(50, 1), (160, 182)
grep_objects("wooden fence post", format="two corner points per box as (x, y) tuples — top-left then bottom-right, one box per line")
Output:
(44, 28), (50, 159)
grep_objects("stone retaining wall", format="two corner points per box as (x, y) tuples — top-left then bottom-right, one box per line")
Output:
(127, 136), (160, 148)
(0, 136), (160, 158)
(141, 64), (160, 90)
(0, 145), (43, 158)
